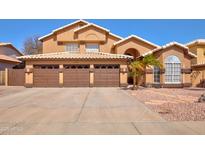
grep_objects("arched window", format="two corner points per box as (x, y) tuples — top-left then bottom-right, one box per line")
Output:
(165, 55), (181, 83)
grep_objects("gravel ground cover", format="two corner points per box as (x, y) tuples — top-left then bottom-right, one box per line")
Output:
(130, 87), (205, 121)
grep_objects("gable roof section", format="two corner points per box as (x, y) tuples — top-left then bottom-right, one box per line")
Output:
(52, 19), (89, 33)
(74, 23), (110, 33)
(38, 19), (89, 41)
(113, 35), (160, 48)
(142, 42), (197, 58)
(0, 42), (23, 56)
(185, 39), (205, 47)
(73, 23), (123, 40)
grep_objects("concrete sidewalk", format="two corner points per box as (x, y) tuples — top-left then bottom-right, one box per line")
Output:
(0, 121), (204, 135)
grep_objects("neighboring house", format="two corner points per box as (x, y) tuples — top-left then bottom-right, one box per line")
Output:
(0, 42), (23, 71)
(18, 19), (196, 88)
(186, 39), (205, 87)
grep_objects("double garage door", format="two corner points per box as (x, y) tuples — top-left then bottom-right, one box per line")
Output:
(33, 64), (119, 87)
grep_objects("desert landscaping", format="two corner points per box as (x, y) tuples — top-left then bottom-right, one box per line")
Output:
(130, 87), (205, 121)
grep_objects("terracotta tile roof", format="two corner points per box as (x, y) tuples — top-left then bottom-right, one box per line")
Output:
(142, 42), (197, 58)
(0, 54), (21, 63)
(17, 52), (133, 60)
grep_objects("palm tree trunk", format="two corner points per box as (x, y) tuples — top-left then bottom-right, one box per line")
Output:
(133, 76), (136, 90)
(136, 75), (142, 88)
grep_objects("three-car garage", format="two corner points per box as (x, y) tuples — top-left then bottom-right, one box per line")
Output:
(32, 64), (120, 87)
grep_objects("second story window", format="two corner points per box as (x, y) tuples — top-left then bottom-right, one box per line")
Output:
(86, 43), (99, 52)
(65, 43), (79, 52)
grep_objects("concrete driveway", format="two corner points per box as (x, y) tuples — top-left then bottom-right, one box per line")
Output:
(0, 87), (204, 135)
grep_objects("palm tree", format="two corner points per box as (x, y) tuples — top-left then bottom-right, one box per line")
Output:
(129, 54), (162, 90)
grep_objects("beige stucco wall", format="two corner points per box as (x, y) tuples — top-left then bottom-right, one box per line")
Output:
(120, 65), (128, 86)
(42, 35), (64, 53)
(191, 66), (205, 87)
(100, 35), (119, 53)
(25, 65), (33, 86)
(76, 27), (107, 42)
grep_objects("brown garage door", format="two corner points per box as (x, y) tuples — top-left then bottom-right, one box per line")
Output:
(94, 64), (120, 87)
(8, 69), (25, 86)
(33, 67), (59, 87)
(63, 65), (90, 87)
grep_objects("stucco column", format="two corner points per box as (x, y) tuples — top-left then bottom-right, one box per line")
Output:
(59, 64), (63, 87)
(90, 64), (94, 87)
(25, 64), (33, 87)
(120, 65), (128, 87)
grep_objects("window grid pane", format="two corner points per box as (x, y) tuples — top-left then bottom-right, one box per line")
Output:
(165, 63), (181, 83)
(66, 43), (79, 52)
(86, 43), (99, 52)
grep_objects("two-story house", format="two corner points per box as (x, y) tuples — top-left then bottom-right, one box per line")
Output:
(18, 19), (196, 87)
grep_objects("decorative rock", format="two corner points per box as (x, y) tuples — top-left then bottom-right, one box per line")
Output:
(198, 94), (205, 103)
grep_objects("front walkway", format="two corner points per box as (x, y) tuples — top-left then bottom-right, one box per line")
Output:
(0, 87), (204, 134)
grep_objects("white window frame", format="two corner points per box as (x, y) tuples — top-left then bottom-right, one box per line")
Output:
(65, 43), (79, 52)
(165, 55), (181, 84)
(86, 43), (99, 52)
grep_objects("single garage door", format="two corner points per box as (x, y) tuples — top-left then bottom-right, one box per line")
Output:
(94, 64), (120, 87)
(63, 65), (90, 87)
(33, 65), (59, 87)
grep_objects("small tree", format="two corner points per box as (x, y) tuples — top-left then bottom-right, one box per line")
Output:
(22, 36), (42, 55)
(129, 54), (162, 90)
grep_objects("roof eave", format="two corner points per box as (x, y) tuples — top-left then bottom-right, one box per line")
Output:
(113, 35), (160, 48)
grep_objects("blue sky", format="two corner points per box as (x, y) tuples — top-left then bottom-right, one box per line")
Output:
(0, 19), (205, 51)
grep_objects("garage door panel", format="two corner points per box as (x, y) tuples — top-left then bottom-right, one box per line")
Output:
(94, 66), (120, 87)
(33, 69), (59, 87)
(63, 69), (90, 87)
